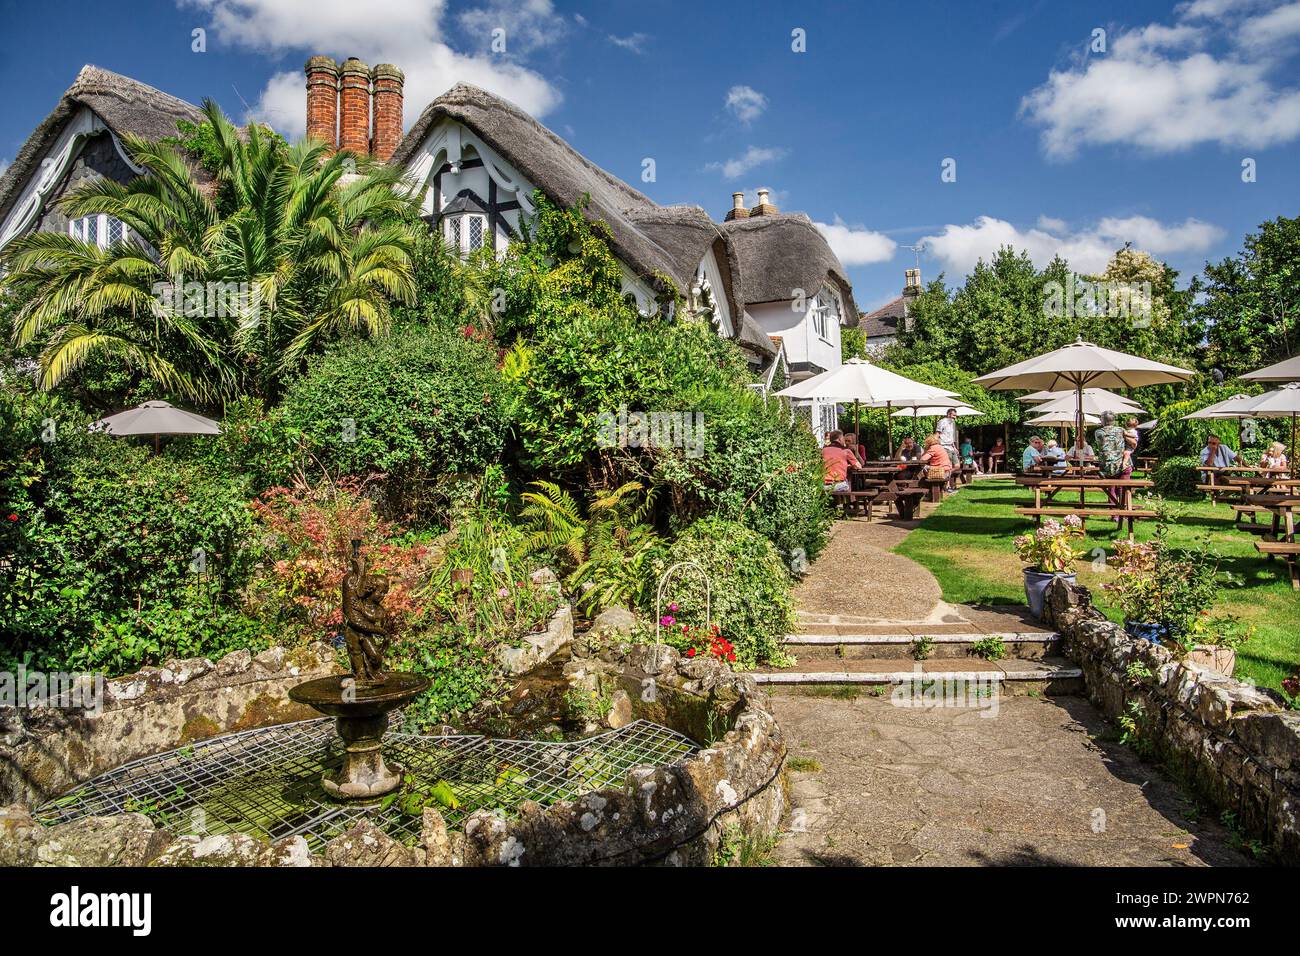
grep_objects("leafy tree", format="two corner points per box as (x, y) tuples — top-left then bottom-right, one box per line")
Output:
(0, 101), (420, 404)
(1200, 215), (1300, 378)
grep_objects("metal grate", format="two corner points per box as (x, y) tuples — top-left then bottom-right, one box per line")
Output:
(35, 719), (698, 852)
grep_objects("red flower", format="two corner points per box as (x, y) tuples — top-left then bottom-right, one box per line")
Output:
(6, 514), (16, 522)
(686, 647), (696, 657)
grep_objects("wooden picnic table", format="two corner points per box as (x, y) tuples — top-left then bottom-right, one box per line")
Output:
(1242, 492), (1300, 589)
(849, 461), (929, 519)
(1015, 477), (1156, 539)
(1197, 464), (1286, 504)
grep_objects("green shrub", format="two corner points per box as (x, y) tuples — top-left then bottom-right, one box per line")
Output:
(1153, 455), (1203, 498)
(643, 516), (795, 668)
(652, 387), (830, 563)
(280, 324), (509, 521)
(1, 428), (264, 673)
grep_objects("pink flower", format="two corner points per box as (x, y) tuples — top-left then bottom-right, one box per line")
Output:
(660, 615), (675, 627)
(497, 587), (509, 598)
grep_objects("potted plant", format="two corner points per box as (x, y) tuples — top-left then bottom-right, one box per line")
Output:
(1184, 617), (1250, 677)
(1013, 516), (1085, 619)
(1101, 520), (1222, 649)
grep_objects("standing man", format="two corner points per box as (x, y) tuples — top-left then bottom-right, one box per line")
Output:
(936, 407), (960, 493)
(821, 430), (863, 493)
(1094, 411), (1129, 506)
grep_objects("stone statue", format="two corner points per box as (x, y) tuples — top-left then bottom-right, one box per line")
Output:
(342, 542), (389, 686)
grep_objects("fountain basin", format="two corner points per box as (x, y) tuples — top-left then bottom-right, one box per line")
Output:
(289, 673), (430, 800)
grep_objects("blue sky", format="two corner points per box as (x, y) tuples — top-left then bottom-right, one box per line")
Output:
(2, 0), (1297, 310)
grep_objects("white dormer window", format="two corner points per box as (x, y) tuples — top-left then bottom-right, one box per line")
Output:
(812, 285), (840, 340)
(69, 214), (128, 249)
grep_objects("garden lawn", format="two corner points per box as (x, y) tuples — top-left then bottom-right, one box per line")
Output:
(894, 479), (1300, 694)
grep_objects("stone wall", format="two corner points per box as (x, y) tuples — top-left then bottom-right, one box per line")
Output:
(0, 643), (341, 807)
(0, 641), (786, 867)
(1043, 579), (1300, 864)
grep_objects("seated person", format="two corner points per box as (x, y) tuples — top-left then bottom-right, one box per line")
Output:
(1021, 436), (1046, 472)
(896, 436), (921, 461)
(984, 437), (1007, 473)
(1199, 434), (1238, 468)
(1261, 441), (1289, 471)
(1065, 436), (1094, 462)
(919, 433), (951, 482)
(821, 430), (863, 493)
(1044, 439), (1067, 474)
(959, 438), (981, 474)
(842, 431), (868, 464)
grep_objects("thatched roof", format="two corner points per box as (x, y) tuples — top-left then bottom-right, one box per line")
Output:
(393, 83), (714, 296)
(0, 65), (203, 228)
(720, 213), (859, 325)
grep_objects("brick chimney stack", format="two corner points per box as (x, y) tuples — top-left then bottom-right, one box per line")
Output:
(750, 187), (779, 217)
(304, 56), (339, 150)
(370, 64), (404, 162)
(903, 268), (922, 298)
(724, 191), (749, 222)
(338, 57), (372, 155)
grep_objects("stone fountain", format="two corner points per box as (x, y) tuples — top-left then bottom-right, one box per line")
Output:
(289, 542), (429, 800)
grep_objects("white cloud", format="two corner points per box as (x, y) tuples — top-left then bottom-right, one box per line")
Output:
(608, 32), (650, 54)
(705, 145), (786, 179)
(1237, 1), (1300, 49)
(457, 0), (570, 56)
(918, 214), (1224, 277)
(1020, 1), (1300, 157)
(180, 0), (562, 140)
(814, 217), (897, 266)
(724, 85), (767, 123)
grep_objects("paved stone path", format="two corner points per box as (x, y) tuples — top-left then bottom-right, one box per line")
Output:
(771, 506), (1253, 866)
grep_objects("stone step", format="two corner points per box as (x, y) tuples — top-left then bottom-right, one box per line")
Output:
(782, 632), (1061, 661)
(753, 657), (1084, 697)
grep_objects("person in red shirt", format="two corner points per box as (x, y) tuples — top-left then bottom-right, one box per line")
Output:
(821, 430), (862, 492)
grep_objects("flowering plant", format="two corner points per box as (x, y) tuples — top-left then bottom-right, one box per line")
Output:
(1101, 524), (1222, 643)
(681, 623), (737, 664)
(1282, 671), (1299, 710)
(1013, 516), (1085, 573)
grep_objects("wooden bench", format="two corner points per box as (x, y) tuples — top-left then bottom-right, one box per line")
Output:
(1232, 504), (1272, 534)
(831, 489), (881, 518)
(1196, 483), (1246, 504)
(1256, 538), (1300, 589)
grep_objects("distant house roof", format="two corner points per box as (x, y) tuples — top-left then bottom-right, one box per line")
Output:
(0, 65), (203, 228)
(719, 213), (858, 324)
(860, 295), (909, 339)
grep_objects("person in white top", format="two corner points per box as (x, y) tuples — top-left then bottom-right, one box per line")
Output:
(1065, 437), (1095, 462)
(1261, 441), (1289, 471)
(936, 408), (960, 492)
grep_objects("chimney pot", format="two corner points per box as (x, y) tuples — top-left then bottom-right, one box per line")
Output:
(339, 57), (372, 156)
(304, 55), (340, 151)
(751, 187), (778, 217)
(903, 268), (922, 297)
(725, 191), (749, 221)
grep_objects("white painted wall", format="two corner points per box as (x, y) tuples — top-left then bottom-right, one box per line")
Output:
(746, 285), (844, 380)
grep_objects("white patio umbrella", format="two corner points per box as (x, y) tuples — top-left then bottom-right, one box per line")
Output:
(889, 403), (982, 418)
(1238, 383), (1300, 462)
(1025, 411), (1102, 427)
(1241, 354), (1300, 382)
(973, 338), (1194, 440)
(1017, 387), (1143, 408)
(777, 357), (958, 455)
(1182, 394), (1258, 447)
(94, 400), (221, 454)
(1030, 392), (1146, 418)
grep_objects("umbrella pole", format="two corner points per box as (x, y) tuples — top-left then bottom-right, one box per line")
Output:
(886, 402), (894, 457)
(154, 434), (160, 456)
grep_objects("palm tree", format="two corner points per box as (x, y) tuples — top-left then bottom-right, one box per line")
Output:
(1, 99), (421, 403)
